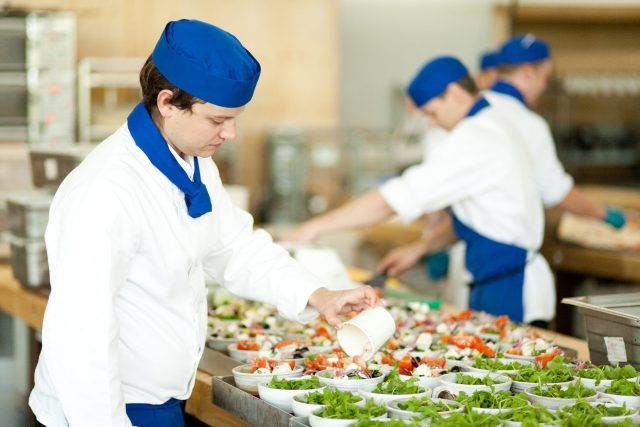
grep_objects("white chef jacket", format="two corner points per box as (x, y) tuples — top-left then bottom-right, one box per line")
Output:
(379, 104), (555, 323)
(29, 124), (323, 427)
(484, 90), (574, 207)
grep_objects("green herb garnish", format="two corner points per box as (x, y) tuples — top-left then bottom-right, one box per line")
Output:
(318, 399), (386, 419)
(501, 403), (558, 427)
(397, 396), (458, 418)
(298, 388), (361, 405)
(557, 399), (633, 418)
(472, 357), (523, 371)
(577, 364), (638, 385)
(372, 370), (423, 395)
(355, 420), (420, 427)
(457, 390), (527, 409)
(509, 356), (573, 384)
(531, 382), (595, 399)
(605, 379), (640, 396)
(455, 373), (499, 386)
(267, 376), (320, 390)
(429, 410), (501, 427)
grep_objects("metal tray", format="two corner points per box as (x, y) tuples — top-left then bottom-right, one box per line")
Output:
(563, 293), (640, 366)
(212, 376), (309, 427)
(3, 232), (49, 288)
(6, 191), (53, 239)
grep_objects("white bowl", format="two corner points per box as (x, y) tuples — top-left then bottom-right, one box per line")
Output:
(510, 378), (574, 394)
(257, 377), (325, 412)
(231, 364), (303, 394)
(227, 343), (259, 363)
(206, 335), (237, 352)
(524, 385), (598, 410)
(468, 405), (521, 416)
(291, 393), (364, 419)
(434, 372), (512, 396)
(414, 375), (443, 391)
(386, 397), (463, 420)
(597, 402), (640, 424)
(444, 358), (471, 370)
(576, 375), (640, 391)
(598, 391), (640, 409)
(358, 387), (430, 405)
(315, 369), (386, 392)
(308, 408), (387, 427)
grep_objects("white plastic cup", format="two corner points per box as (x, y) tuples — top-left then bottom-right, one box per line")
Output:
(337, 306), (396, 360)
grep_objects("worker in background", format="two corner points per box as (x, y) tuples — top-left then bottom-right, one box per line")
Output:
(476, 49), (500, 90)
(373, 35), (629, 316)
(29, 20), (378, 427)
(287, 56), (554, 327)
(385, 48), (504, 302)
(486, 34), (626, 226)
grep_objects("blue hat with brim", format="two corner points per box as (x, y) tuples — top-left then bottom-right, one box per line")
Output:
(480, 51), (500, 71)
(407, 56), (469, 108)
(152, 19), (261, 108)
(500, 34), (551, 66)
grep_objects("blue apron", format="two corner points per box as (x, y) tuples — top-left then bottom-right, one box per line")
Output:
(126, 398), (184, 427)
(451, 214), (527, 322)
(448, 96), (529, 322)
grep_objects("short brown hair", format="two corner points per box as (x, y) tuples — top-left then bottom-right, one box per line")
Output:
(139, 55), (202, 112)
(456, 75), (479, 95)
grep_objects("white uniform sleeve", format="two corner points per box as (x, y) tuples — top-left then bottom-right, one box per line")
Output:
(532, 118), (574, 206)
(380, 126), (502, 223)
(42, 184), (136, 427)
(202, 178), (323, 323)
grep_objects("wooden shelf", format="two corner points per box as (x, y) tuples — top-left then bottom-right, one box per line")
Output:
(497, 5), (640, 24)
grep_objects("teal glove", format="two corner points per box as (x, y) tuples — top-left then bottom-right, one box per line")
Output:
(605, 206), (626, 229)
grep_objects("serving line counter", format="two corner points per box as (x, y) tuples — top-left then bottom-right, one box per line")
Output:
(0, 263), (588, 426)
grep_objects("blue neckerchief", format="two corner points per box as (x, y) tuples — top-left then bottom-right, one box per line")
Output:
(491, 80), (527, 106)
(127, 102), (212, 219)
(466, 97), (490, 118)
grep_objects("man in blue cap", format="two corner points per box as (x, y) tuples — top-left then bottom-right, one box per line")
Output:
(288, 55), (554, 328)
(28, 20), (379, 427)
(476, 49), (500, 90)
(486, 34), (626, 229)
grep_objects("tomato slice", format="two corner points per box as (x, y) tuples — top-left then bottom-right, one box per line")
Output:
(397, 355), (414, 376)
(237, 340), (260, 351)
(275, 339), (302, 349)
(536, 347), (561, 368)
(420, 356), (446, 369)
(316, 326), (332, 339)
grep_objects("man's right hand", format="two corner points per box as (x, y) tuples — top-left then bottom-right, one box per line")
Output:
(377, 239), (429, 277)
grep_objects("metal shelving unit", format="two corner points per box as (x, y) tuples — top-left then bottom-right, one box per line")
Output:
(0, 11), (76, 145)
(77, 57), (144, 142)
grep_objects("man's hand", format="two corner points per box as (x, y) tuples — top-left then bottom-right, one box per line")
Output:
(307, 286), (380, 328)
(377, 240), (429, 277)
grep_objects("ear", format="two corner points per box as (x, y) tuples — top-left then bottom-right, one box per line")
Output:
(446, 82), (467, 101)
(156, 89), (177, 118)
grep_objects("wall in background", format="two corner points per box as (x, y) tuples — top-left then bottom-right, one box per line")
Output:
(339, 0), (498, 129)
(2, 0), (340, 213)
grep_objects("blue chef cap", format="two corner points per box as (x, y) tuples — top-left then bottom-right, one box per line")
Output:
(407, 56), (469, 108)
(480, 50), (500, 71)
(500, 34), (551, 66)
(152, 19), (261, 108)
